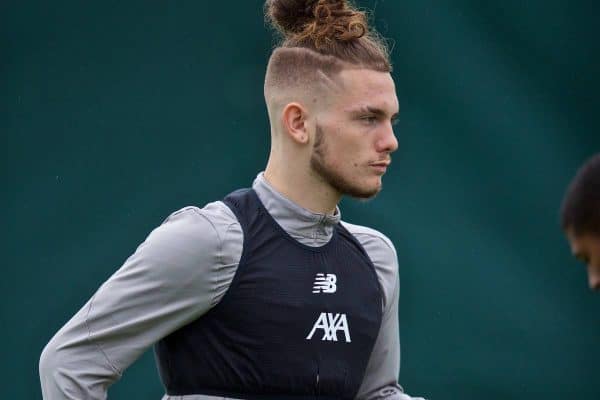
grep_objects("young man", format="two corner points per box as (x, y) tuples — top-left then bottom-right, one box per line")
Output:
(40, 1), (427, 398)
(561, 153), (600, 291)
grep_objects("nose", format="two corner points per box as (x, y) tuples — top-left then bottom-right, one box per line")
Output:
(588, 264), (600, 291)
(376, 123), (398, 154)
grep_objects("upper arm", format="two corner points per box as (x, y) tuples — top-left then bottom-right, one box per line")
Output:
(342, 221), (399, 316)
(39, 202), (242, 398)
(84, 205), (235, 370)
(341, 221), (403, 399)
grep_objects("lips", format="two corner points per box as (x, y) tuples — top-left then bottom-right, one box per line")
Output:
(369, 160), (391, 168)
(368, 160), (391, 174)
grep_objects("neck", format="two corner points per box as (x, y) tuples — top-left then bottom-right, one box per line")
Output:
(264, 158), (341, 215)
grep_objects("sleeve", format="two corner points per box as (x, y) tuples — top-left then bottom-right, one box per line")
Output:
(344, 223), (426, 400)
(39, 204), (242, 400)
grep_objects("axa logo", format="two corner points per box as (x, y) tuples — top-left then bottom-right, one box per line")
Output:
(306, 312), (351, 343)
(312, 273), (337, 293)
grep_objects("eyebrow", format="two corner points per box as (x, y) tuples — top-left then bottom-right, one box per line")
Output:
(352, 106), (399, 120)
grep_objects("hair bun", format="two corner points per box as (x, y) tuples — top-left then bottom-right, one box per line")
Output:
(266, 0), (367, 47)
(266, 0), (320, 34)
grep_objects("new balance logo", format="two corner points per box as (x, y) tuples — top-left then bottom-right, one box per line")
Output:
(312, 273), (337, 293)
(306, 312), (351, 343)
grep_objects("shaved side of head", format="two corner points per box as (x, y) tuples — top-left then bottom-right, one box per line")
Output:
(264, 48), (347, 125)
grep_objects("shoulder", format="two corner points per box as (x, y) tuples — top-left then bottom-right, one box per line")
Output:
(162, 201), (238, 232)
(340, 221), (397, 258)
(340, 221), (399, 312)
(144, 201), (243, 266)
(130, 201), (243, 306)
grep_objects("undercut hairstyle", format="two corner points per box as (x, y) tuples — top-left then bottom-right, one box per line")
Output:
(561, 153), (600, 235)
(264, 0), (391, 96)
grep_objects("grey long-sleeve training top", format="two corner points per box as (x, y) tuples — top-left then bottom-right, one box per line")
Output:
(39, 173), (410, 400)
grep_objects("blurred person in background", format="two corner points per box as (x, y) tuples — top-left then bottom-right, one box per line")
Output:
(561, 153), (600, 291)
(39, 0), (426, 399)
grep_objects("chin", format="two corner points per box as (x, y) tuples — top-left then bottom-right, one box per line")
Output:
(350, 190), (380, 200)
(344, 180), (382, 199)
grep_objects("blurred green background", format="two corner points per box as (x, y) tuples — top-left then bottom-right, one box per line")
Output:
(3, 0), (599, 398)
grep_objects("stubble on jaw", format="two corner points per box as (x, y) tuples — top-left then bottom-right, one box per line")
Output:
(309, 124), (381, 200)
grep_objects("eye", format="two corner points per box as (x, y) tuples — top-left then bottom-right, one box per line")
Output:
(391, 117), (399, 127)
(360, 115), (377, 125)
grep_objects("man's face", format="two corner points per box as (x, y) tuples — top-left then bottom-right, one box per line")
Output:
(566, 229), (600, 291)
(310, 68), (399, 199)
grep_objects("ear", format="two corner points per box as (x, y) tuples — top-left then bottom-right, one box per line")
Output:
(281, 102), (309, 145)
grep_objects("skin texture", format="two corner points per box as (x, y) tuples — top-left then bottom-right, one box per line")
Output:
(264, 68), (399, 214)
(566, 228), (600, 291)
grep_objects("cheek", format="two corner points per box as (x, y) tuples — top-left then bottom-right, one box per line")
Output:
(321, 125), (370, 169)
(324, 148), (359, 172)
(336, 136), (368, 166)
(341, 149), (363, 169)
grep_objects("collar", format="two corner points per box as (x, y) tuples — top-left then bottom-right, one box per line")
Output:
(252, 172), (341, 245)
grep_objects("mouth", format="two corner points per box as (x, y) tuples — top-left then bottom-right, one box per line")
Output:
(368, 160), (391, 174)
